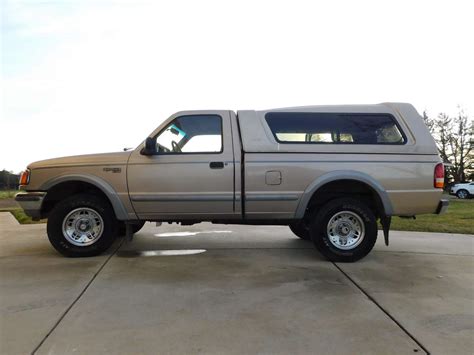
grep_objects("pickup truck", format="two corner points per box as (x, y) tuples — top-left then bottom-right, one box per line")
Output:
(16, 103), (448, 262)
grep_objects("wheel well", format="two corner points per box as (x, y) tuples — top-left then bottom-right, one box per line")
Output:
(305, 180), (385, 220)
(41, 181), (113, 218)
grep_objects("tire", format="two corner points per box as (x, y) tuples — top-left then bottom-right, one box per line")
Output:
(289, 221), (311, 240)
(310, 198), (377, 262)
(456, 189), (469, 199)
(47, 194), (118, 257)
(118, 221), (146, 236)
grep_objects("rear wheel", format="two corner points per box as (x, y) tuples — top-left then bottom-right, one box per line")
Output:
(456, 189), (469, 199)
(289, 221), (311, 240)
(310, 198), (377, 262)
(47, 194), (117, 257)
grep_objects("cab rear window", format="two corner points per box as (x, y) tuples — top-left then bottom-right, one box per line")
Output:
(265, 112), (406, 145)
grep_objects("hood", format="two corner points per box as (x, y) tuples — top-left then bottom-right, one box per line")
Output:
(28, 151), (132, 169)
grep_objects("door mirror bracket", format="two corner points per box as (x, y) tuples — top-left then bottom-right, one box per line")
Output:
(141, 137), (156, 156)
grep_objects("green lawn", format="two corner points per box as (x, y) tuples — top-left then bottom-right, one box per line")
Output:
(0, 190), (18, 199)
(388, 200), (473, 235)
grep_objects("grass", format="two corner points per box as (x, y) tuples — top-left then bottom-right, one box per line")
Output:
(388, 200), (474, 235)
(0, 190), (18, 199)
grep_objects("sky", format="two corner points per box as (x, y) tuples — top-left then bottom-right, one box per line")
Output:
(1, 0), (473, 173)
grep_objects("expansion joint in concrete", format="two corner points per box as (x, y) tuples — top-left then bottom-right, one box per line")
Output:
(31, 239), (124, 355)
(332, 262), (430, 355)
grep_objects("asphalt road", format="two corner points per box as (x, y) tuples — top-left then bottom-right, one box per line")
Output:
(0, 212), (473, 355)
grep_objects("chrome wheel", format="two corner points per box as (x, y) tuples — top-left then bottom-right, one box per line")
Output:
(62, 208), (104, 247)
(326, 211), (365, 250)
(457, 190), (468, 199)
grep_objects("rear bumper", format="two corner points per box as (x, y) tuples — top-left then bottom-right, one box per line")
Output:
(436, 199), (449, 214)
(15, 192), (46, 219)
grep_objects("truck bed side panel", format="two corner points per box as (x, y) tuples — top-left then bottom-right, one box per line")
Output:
(243, 153), (442, 219)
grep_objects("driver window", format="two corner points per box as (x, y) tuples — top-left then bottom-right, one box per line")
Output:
(155, 115), (222, 154)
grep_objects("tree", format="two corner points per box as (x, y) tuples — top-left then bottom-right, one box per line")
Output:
(449, 110), (473, 181)
(0, 170), (20, 190)
(422, 110), (434, 133)
(423, 109), (473, 183)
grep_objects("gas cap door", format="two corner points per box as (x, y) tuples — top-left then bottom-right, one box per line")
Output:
(265, 171), (282, 185)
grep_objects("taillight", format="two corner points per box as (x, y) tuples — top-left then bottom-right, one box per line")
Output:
(434, 163), (444, 189)
(19, 169), (30, 186)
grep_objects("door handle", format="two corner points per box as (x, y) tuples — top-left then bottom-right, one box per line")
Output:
(209, 161), (225, 169)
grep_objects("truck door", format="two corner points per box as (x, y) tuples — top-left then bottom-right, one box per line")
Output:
(127, 111), (235, 220)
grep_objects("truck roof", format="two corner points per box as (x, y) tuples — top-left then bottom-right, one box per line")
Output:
(264, 102), (407, 113)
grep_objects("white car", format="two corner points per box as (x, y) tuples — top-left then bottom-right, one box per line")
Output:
(450, 182), (474, 199)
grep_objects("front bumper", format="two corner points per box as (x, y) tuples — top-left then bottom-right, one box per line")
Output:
(436, 199), (449, 214)
(15, 192), (46, 220)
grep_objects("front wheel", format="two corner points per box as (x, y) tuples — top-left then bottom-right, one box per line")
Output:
(47, 194), (117, 257)
(310, 198), (377, 262)
(456, 189), (469, 199)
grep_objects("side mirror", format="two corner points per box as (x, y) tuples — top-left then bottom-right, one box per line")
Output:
(141, 137), (156, 156)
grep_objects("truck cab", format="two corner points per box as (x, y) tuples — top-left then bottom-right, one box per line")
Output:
(128, 111), (239, 220)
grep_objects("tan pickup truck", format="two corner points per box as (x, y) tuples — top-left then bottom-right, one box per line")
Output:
(16, 103), (448, 262)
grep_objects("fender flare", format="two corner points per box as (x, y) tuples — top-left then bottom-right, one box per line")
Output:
(40, 174), (130, 220)
(294, 170), (393, 218)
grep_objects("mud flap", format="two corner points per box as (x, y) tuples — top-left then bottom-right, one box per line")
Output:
(380, 215), (391, 246)
(125, 223), (134, 242)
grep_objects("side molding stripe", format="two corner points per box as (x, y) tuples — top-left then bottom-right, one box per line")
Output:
(130, 194), (234, 202)
(245, 194), (300, 201)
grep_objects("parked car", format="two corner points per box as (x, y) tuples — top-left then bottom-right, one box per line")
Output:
(15, 103), (448, 262)
(450, 182), (474, 199)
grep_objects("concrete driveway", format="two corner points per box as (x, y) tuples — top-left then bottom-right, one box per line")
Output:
(1, 212), (473, 355)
